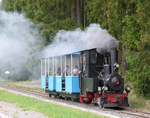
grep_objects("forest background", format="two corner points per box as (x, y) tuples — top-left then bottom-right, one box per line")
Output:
(1, 0), (150, 97)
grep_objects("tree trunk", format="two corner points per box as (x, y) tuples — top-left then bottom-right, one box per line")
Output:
(122, 44), (127, 78)
(80, 0), (86, 27)
(76, 0), (81, 26)
(71, 0), (76, 24)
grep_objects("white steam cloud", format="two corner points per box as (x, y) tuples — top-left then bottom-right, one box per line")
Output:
(0, 11), (41, 79)
(43, 24), (118, 57)
(0, 7), (118, 80)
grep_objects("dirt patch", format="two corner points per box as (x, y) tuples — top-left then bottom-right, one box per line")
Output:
(0, 101), (48, 118)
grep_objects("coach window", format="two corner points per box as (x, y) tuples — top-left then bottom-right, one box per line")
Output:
(62, 56), (65, 77)
(48, 58), (53, 76)
(72, 53), (80, 77)
(56, 56), (61, 76)
(54, 57), (57, 76)
(52, 57), (55, 76)
(41, 59), (45, 76)
(45, 58), (48, 76)
(66, 55), (71, 76)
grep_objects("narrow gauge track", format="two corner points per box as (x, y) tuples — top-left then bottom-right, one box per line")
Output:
(0, 85), (150, 118)
(108, 108), (150, 118)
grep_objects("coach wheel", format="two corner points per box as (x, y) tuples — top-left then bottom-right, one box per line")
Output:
(71, 97), (75, 102)
(65, 97), (68, 100)
(51, 95), (55, 98)
(71, 97), (77, 102)
(49, 94), (51, 97)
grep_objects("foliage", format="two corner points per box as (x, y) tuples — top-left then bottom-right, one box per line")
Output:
(0, 90), (105, 118)
(2, 0), (79, 42)
(2, 0), (150, 96)
(126, 50), (150, 95)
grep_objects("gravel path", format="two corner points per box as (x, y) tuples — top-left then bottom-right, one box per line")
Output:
(0, 101), (48, 118)
(0, 112), (10, 118)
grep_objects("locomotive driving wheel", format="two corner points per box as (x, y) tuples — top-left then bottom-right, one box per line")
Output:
(98, 97), (104, 108)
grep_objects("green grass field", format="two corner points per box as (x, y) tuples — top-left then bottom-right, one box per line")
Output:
(0, 90), (105, 118)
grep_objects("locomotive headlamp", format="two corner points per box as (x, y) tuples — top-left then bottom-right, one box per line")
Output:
(116, 64), (119, 68)
(114, 63), (119, 72)
(125, 85), (131, 93)
(103, 86), (108, 91)
(98, 87), (101, 91)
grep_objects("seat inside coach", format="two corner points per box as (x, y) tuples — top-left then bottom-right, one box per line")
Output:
(41, 52), (80, 93)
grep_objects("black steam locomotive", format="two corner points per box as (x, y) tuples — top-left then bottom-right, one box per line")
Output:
(41, 48), (130, 108)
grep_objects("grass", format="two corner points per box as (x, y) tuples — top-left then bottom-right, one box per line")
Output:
(128, 91), (150, 111)
(0, 90), (105, 118)
(0, 80), (44, 93)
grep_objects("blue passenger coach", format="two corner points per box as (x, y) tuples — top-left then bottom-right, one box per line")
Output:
(41, 52), (81, 100)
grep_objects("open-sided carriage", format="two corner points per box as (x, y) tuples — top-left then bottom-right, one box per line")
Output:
(41, 52), (81, 101)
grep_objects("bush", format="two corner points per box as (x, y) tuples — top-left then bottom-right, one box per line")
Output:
(126, 50), (150, 96)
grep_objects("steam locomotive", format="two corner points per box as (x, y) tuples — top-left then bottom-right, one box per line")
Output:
(41, 48), (130, 108)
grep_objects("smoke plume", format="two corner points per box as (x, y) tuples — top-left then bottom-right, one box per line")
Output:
(0, 10), (42, 80)
(43, 24), (118, 57)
